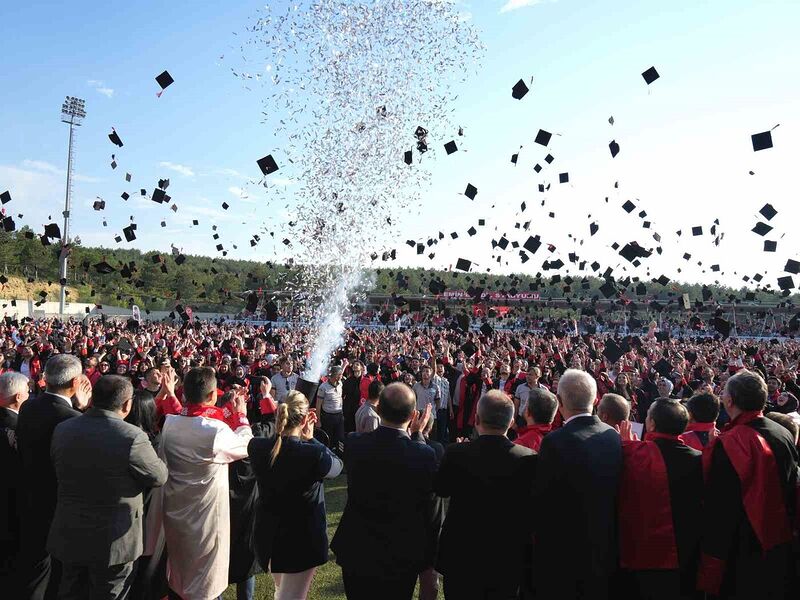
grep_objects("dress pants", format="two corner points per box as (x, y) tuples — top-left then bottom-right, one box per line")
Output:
(443, 576), (518, 600)
(22, 551), (60, 600)
(435, 409), (450, 444)
(342, 570), (417, 600)
(321, 410), (345, 456)
(58, 560), (136, 600)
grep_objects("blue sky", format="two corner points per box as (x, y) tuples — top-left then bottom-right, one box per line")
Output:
(1, 0), (799, 290)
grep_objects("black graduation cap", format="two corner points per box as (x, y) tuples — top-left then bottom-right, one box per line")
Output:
(92, 199), (105, 210)
(533, 164), (542, 173)
(752, 222), (772, 236)
(764, 240), (777, 252)
(544, 154), (554, 164)
(108, 128), (123, 147)
(404, 150), (412, 165)
(702, 286), (713, 301)
(784, 259), (800, 274)
(619, 242), (651, 263)
(461, 339), (478, 356)
(590, 222), (599, 236)
(467, 227), (477, 236)
(152, 188), (166, 203)
(465, 183), (478, 200)
(257, 154), (279, 175)
(511, 79), (529, 100)
(622, 200), (636, 213)
(155, 70), (174, 90)
(599, 280), (617, 298)
(641, 66), (660, 85)
(635, 282), (647, 295)
(609, 140), (620, 158)
(711, 317), (732, 338)
(692, 226), (703, 236)
(221, 202), (229, 210)
(777, 275), (794, 290)
(455, 258), (471, 272)
(480, 322), (494, 337)
(0, 190), (10, 204)
(175, 254), (186, 265)
(603, 339), (625, 363)
(559, 173), (569, 183)
(2, 217), (15, 232)
(653, 358), (672, 377)
(94, 261), (115, 274)
(759, 203), (777, 221)
(120, 192), (130, 201)
(511, 153), (519, 165)
(122, 224), (136, 242)
(751, 131), (773, 152)
(44, 223), (61, 239)
(523, 235), (541, 254)
(408, 299), (422, 312)
(656, 275), (670, 286)
(444, 141), (458, 155)
(534, 129), (552, 146)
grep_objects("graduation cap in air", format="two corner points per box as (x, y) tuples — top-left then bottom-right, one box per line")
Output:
(622, 200), (636, 213)
(122, 224), (136, 242)
(222, 202), (229, 210)
(93, 199), (105, 211)
(511, 79), (529, 100)
(94, 261), (115, 274)
(455, 258), (471, 272)
(408, 299), (422, 312)
(589, 223), (599, 236)
(257, 154), (279, 175)
(777, 276), (795, 290)
(619, 242), (651, 263)
(757, 204), (777, 222)
(44, 223), (61, 239)
(599, 280), (617, 298)
(404, 150), (412, 165)
(559, 173), (569, 183)
(467, 227), (477, 236)
(603, 339), (625, 364)
(152, 188), (166, 204)
(480, 322), (494, 337)
(155, 70), (174, 95)
(692, 226), (703, 236)
(751, 131), (773, 152)
(656, 275), (670, 286)
(711, 316), (732, 338)
(653, 358), (672, 376)
(108, 128), (123, 147)
(175, 254), (186, 265)
(2, 217), (15, 232)
(534, 129), (552, 146)
(444, 141), (458, 155)
(784, 259), (800, 275)
(609, 140), (620, 158)
(511, 153), (519, 165)
(752, 222), (772, 236)
(641, 66), (660, 85)
(0, 191), (10, 204)
(158, 178), (170, 190)
(523, 235), (541, 255)
(464, 183), (478, 200)
(764, 240), (777, 252)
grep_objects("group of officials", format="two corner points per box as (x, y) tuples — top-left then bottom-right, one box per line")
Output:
(1, 352), (798, 600)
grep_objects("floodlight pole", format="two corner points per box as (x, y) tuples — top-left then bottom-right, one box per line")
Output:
(59, 97), (86, 317)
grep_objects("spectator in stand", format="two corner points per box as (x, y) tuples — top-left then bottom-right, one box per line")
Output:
(656, 376), (675, 400)
(342, 361), (364, 434)
(48, 375), (167, 600)
(0, 371), (29, 595)
(413, 365), (439, 426)
(271, 356), (299, 404)
(680, 393), (720, 451)
(435, 390), (537, 599)
(355, 379), (383, 433)
(16, 354), (92, 600)
(598, 393), (631, 430)
(697, 369), (798, 598)
(317, 365), (345, 456)
(515, 387), (558, 452)
(534, 369), (622, 600)
(432, 362), (451, 444)
(250, 390), (342, 600)
(765, 375), (782, 411)
(513, 367), (542, 426)
(331, 383), (437, 600)
(147, 367), (253, 600)
(613, 372), (637, 420)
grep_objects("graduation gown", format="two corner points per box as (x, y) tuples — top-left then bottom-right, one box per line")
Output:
(697, 411), (798, 599)
(227, 457), (261, 584)
(146, 405), (253, 600)
(618, 433), (703, 600)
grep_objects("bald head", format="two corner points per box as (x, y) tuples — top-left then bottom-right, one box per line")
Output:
(476, 390), (515, 434)
(557, 369), (597, 413)
(378, 382), (417, 426)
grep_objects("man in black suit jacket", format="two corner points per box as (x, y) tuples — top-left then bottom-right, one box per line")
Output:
(0, 371), (30, 595)
(16, 354), (91, 600)
(534, 369), (622, 600)
(435, 389), (537, 600)
(331, 382), (438, 600)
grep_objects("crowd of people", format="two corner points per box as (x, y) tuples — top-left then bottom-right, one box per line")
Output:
(1, 314), (799, 600)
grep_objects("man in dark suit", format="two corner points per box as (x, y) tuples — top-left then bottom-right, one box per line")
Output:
(0, 371), (30, 595)
(16, 354), (92, 600)
(48, 374), (167, 599)
(534, 368), (623, 600)
(435, 390), (537, 600)
(331, 382), (438, 600)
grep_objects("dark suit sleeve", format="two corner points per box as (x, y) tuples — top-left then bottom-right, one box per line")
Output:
(433, 447), (457, 498)
(128, 431), (168, 488)
(533, 435), (561, 532)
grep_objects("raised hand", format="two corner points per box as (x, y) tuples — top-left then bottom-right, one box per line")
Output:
(74, 375), (93, 410)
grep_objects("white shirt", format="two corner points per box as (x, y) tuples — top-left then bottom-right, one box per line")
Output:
(270, 372), (298, 403)
(515, 384), (531, 416)
(564, 412), (593, 425)
(50, 393), (73, 409)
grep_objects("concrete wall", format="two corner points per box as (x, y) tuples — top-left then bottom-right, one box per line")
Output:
(0, 298), (233, 321)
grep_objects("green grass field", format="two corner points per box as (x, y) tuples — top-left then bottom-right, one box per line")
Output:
(221, 474), (349, 599)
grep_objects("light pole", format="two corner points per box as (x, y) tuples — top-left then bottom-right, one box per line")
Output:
(59, 96), (86, 316)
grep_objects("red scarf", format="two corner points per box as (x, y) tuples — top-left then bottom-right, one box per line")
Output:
(514, 423), (552, 452)
(180, 401), (249, 430)
(679, 421), (718, 451)
(618, 433), (681, 570)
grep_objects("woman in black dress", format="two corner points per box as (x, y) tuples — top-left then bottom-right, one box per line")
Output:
(249, 390), (343, 600)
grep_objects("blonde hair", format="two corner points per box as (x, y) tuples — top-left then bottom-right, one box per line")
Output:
(270, 390), (310, 467)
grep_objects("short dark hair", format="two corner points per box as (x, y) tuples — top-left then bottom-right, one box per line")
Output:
(686, 393), (720, 423)
(92, 375), (133, 412)
(368, 379), (385, 401)
(125, 390), (157, 436)
(183, 367), (218, 404)
(527, 388), (558, 424)
(366, 362), (380, 376)
(726, 369), (767, 411)
(648, 399), (689, 435)
(378, 382), (417, 425)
